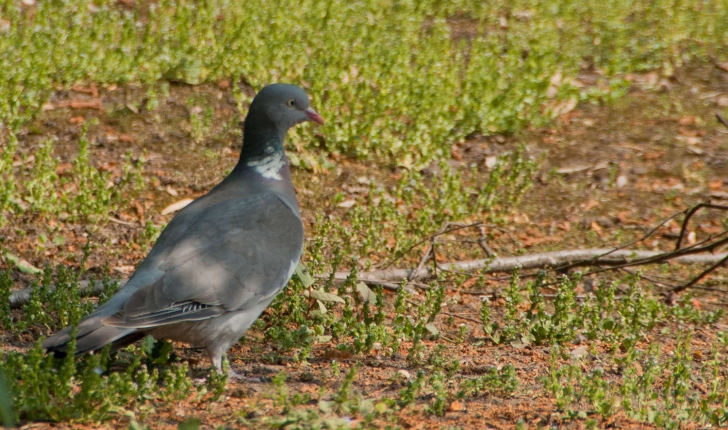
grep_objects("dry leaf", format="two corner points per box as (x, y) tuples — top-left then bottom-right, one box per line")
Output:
(56, 99), (104, 111)
(161, 198), (194, 215)
(590, 221), (604, 237)
(708, 180), (723, 190)
(449, 400), (466, 412)
(553, 98), (577, 117)
(583, 200), (599, 211)
(678, 116), (696, 126)
(557, 164), (591, 175)
(321, 349), (353, 360)
(643, 151), (664, 160)
(337, 199), (356, 208)
(114, 265), (136, 274)
(570, 346), (588, 358)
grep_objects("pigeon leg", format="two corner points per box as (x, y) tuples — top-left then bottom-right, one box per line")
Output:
(209, 349), (260, 381)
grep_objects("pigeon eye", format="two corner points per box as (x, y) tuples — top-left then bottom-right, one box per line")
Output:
(287, 100), (296, 107)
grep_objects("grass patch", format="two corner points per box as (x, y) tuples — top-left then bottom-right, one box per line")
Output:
(0, 0), (726, 162)
(0, 128), (144, 225)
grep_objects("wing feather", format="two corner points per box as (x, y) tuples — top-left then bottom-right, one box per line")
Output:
(103, 193), (303, 329)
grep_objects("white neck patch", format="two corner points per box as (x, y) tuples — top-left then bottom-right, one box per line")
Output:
(246, 150), (285, 180)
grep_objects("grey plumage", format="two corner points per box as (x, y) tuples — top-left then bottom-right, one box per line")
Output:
(43, 84), (323, 375)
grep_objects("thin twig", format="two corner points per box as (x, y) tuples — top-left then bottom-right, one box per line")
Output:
(440, 312), (481, 324)
(477, 225), (495, 257)
(457, 290), (495, 296)
(717, 113), (728, 130)
(619, 268), (679, 288)
(380, 222), (484, 270)
(556, 209), (685, 272)
(409, 244), (433, 281)
(584, 232), (728, 277)
(676, 201), (728, 250)
(483, 225), (519, 247)
(676, 284), (728, 293)
(431, 234), (439, 278)
(672, 253), (728, 294)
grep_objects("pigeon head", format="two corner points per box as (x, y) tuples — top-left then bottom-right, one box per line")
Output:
(240, 84), (323, 160)
(252, 84), (324, 128)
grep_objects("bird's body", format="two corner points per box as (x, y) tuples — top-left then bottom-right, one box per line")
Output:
(43, 84), (323, 375)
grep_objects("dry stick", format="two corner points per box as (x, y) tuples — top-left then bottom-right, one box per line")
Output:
(10, 248), (728, 308)
(666, 201), (728, 293)
(431, 229), (439, 278)
(440, 311), (481, 324)
(583, 232), (728, 278)
(408, 221), (493, 280)
(555, 208), (686, 273)
(673, 253), (728, 294)
(408, 243), (433, 282)
(382, 221), (483, 270)
(477, 225), (495, 257)
(675, 201), (728, 250)
(337, 248), (728, 284)
(677, 284), (728, 294)
(717, 113), (728, 130)
(619, 268), (679, 289)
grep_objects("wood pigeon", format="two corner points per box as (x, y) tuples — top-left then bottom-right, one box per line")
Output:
(43, 84), (323, 377)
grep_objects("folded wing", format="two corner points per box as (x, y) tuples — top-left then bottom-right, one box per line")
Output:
(104, 192), (303, 329)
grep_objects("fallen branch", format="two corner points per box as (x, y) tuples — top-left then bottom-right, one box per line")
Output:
(333, 248), (728, 283)
(10, 248), (728, 308)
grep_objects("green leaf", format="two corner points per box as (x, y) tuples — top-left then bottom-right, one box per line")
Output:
(356, 282), (375, 303)
(0, 368), (16, 428)
(425, 323), (439, 336)
(178, 418), (201, 430)
(375, 401), (390, 414)
(316, 299), (327, 314)
(4, 252), (42, 274)
(318, 400), (334, 413)
(294, 262), (315, 287)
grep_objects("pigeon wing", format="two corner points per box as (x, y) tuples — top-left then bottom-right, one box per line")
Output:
(104, 192), (303, 329)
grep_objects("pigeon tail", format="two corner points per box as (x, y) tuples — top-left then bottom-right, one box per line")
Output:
(43, 314), (141, 356)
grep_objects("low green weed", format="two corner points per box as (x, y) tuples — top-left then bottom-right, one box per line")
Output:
(1, 0), (726, 165)
(1, 340), (193, 423)
(305, 146), (536, 278)
(546, 331), (728, 428)
(0, 130), (144, 226)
